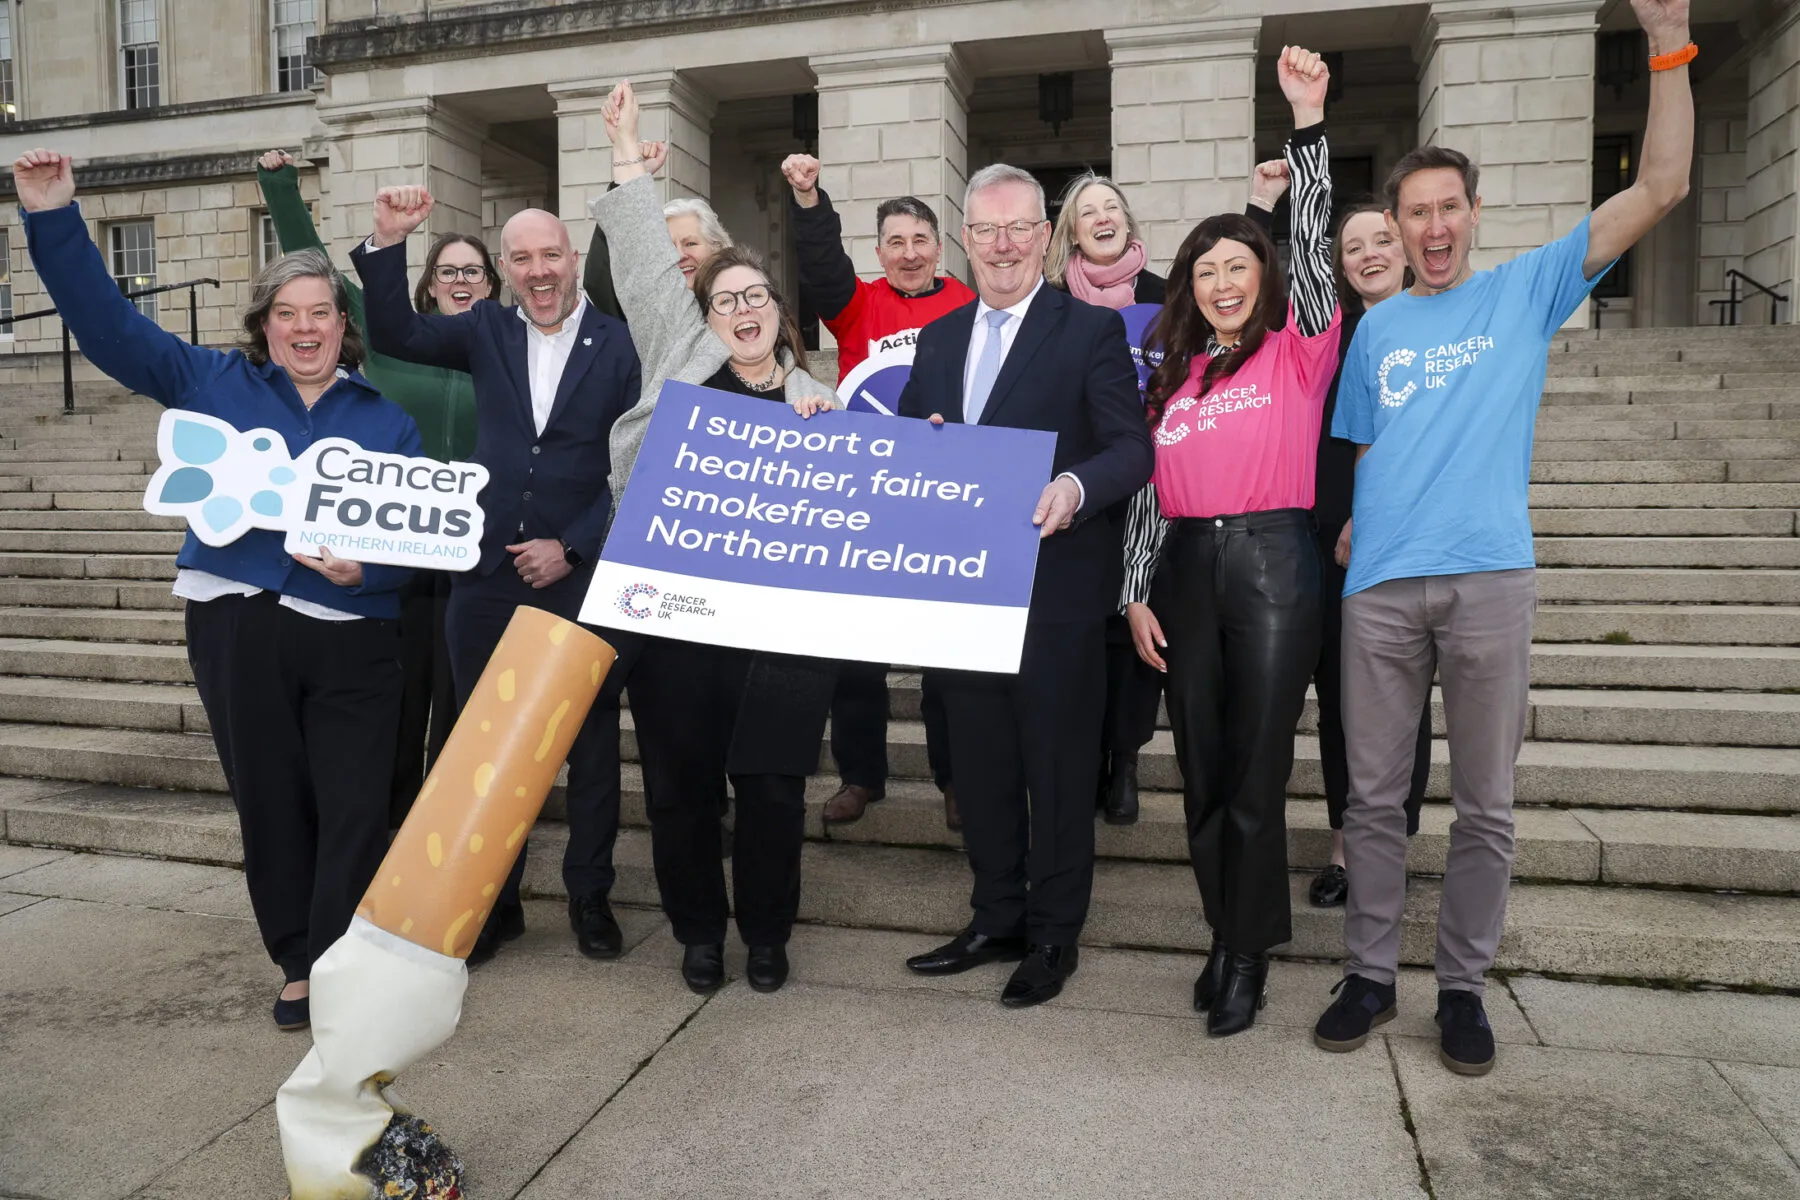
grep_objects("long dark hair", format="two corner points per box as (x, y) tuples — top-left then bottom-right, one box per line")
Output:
(1332, 202), (1412, 310)
(692, 246), (810, 376)
(413, 232), (500, 314)
(1144, 213), (1287, 426)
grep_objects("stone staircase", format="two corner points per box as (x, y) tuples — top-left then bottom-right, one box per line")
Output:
(1, 326), (1797, 988)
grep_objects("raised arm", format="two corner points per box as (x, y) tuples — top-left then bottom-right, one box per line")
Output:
(258, 149), (370, 337)
(782, 154), (861, 323)
(1275, 46), (1336, 338)
(1586, 0), (1693, 277)
(347, 187), (474, 372)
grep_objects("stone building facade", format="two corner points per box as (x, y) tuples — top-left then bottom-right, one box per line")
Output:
(0, 0), (1787, 372)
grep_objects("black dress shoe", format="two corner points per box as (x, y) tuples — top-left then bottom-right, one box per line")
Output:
(1309, 863), (1348, 908)
(681, 942), (725, 994)
(273, 992), (310, 1031)
(1192, 940), (1229, 1012)
(1207, 951), (1269, 1037)
(569, 892), (623, 960)
(746, 944), (790, 993)
(1102, 750), (1141, 825)
(905, 929), (1028, 975)
(1001, 944), (1079, 1008)
(467, 902), (526, 967)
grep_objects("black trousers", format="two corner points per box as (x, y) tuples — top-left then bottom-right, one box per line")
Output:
(941, 618), (1106, 946)
(830, 659), (952, 793)
(186, 592), (402, 982)
(1158, 509), (1322, 956)
(629, 636), (805, 946)
(391, 570), (460, 829)
(1102, 613), (1163, 755)
(1316, 533), (1429, 835)
(445, 561), (636, 915)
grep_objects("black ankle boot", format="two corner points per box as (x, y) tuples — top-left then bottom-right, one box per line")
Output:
(1102, 749), (1140, 826)
(1192, 940), (1229, 1012)
(1206, 951), (1269, 1037)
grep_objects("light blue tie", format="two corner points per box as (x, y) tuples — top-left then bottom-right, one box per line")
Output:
(965, 309), (1012, 425)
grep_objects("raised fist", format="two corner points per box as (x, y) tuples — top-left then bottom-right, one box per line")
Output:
(12, 149), (75, 213)
(258, 149), (296, 172)
(1628, 0), (1690, 52)
(640, 140), (668, 176)
(1276, 45), (1329, 115)
(1250, 160), (1291, 211)
(782, 154), (821, 196)
(372, 185), (434, 249)
(601, 80), (640, 152)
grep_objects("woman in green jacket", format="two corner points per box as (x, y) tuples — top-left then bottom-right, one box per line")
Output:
(257, 150), (495, 830)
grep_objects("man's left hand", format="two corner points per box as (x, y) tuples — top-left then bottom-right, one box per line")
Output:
(292, 547), (364, 588)
(507, 539), (573, 589)
(1032, 476), (1082, 540)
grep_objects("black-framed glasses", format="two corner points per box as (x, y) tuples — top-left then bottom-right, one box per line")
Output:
(708, 285), (773, 316)
(965, 220), (1044, 245)
(433, 264), (489, 284)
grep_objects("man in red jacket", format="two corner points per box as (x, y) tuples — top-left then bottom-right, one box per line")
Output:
(783, 153), (976, 831)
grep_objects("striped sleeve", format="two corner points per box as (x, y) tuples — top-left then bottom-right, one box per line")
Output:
(1285, 123), (1337, 339)
(1119, 481), (1170, 610)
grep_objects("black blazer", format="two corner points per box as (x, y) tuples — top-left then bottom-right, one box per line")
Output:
(897, 282), (1153, 625)
(351, 240), (642, 575)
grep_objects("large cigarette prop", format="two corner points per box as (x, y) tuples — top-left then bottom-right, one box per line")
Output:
(277, 607), (614, 1200)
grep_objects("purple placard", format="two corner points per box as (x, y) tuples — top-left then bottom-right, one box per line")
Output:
(1120, 302), (1164, 396)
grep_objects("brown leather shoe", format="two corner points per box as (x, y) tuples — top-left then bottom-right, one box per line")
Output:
(942, 782), (962, 832)
(822, 783), (877, 824)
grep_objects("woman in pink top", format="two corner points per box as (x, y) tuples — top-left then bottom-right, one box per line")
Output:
(1120, 45), (1341, 1037)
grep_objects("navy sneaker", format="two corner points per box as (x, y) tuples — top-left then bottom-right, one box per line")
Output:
(1312, 973), (1397, 1052)
(1435, 989), (1496, 1076)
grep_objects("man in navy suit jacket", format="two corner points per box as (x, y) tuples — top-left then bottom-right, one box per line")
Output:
(898, 164), (1153, 1007)
(351, 188), (641, 967)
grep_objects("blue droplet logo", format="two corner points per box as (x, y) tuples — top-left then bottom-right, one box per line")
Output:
(268, 466), (296, 485)
(253, 437), (272, 452)
(158, 467), (213, 504)
(202, 496), (243, 533)
(250, 490), (283, 517)
(172, 420), (228, 466)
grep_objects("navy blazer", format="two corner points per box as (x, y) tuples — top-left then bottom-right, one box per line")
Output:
(351, 240), (641, 575)
(897, 282), (1153, 625)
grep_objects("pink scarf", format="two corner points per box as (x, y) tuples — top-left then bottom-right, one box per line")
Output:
(1066, 239), (1148, 310)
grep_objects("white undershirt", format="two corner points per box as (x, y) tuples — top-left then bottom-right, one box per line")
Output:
(172, 570), (363, 621)
(519, 293), (588, 435)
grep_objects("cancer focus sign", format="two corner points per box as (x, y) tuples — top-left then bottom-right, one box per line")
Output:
(143, 410), (488, 570)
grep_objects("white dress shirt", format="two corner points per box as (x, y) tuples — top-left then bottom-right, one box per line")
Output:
(960, 275), (1085, 509)
(173, 570), (362, 621)
(520, 292), (589, 436)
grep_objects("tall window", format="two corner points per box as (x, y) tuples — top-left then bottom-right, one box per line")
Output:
(258, 212), (281, 272)
(110, 221), (157, 320)
(1592, 134), (1633, 300)
(0, 228), (13, 330)
(272, 0), (317, 93)
(0, 3), (18, 123)
(119, 0), (159, 109)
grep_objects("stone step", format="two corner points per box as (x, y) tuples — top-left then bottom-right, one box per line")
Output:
(0, 637), (192, 683)
(0, 607), (185, 642)
(1536, 568), (1800, 604)
(1531, 604), (1800, 646)
(1530, 508), (1795, 536)
(1541, 399), (1790, 422)
(23, 475), (149, 493)
(0, 460), (150, 478)
(0, 530), (182, 554)
(1529, 483), (1800, 508)
(42, 492), (154, 511)
(0, 677), (202, 733)
(1544, 373), (1719, 393)
(1535, 438), (1800, 462)
(1529, 689), (1800, 749)
(1534, 537), (1800, 568)
(1732, 461), (1800, 483)
(0, 552), (175, 580)
(0, 510), (183, 531)
(0, 446), (123, 464)
(1526, 643), (1800, 690)
(0, 494), (56, 511)
(1531, 461), (1729, 483)
(0, 724), (223, 791)
(0, 580), (182, 610)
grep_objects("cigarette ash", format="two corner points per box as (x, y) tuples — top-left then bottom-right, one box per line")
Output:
(353, 1114), (465, 1198)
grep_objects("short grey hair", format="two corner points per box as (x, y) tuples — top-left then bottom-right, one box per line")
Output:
(239, 248), (364, 370)
(963, 164), (1046, 223)
(662, 197), (733, 251)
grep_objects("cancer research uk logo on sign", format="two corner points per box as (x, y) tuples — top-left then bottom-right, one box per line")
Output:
(581, 382), (1056, 674)
(143, 410), (488, 570)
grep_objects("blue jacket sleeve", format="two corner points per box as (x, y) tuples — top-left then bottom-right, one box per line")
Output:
(348, 238), (475, 372)
(21, 203), (227, 406)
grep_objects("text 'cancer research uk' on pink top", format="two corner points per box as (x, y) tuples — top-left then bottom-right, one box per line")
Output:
(1149, 301), (1342, 519)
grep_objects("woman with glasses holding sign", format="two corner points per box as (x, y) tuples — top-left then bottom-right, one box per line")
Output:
(591, 81), (839, 996)
(16, 148), (421, 1034)
(1120, 47), (1342, 1037)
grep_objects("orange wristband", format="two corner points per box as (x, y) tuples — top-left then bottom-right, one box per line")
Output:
(1649, 43), (1697, 71)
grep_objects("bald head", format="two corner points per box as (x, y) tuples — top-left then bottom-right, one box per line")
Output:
(499, 208), (581, 331)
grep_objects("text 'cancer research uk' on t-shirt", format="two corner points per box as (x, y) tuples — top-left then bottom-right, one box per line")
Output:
(1332, 215), (1614, 597)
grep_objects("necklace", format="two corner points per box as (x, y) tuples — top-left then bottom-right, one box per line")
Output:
(730, 361), (782, 392)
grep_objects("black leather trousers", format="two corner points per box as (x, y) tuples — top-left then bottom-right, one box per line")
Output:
(1156, 508), (1322, 955)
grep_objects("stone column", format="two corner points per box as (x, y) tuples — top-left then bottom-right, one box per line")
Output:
(552, 73), (716, 253)
(1745, 0), (1800, 318)
(809, 46), (972, 280)
(315, 100), (485, 265)
(634, 71), (719, 203)
(1106, 18), (1260, 273)
(1415, 0), (1600, 274)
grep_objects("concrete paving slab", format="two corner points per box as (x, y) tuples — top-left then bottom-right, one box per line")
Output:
(0, 890), (42, 917)
(1714, 1062), (1800, 1166)
(0, 841), (71, 880)
(0, 848), (248, 911)
(1395, 1039), (1800, 1199)
(519, 982), (1429, 1200)
(1510, 976), (1800, 1068)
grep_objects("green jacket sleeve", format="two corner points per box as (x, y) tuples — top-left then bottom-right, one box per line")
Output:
(582, 220), (627, 323)
(257, 161), (368, 333)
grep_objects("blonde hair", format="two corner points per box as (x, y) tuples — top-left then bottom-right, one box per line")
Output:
(1045, 174), (1143, 288)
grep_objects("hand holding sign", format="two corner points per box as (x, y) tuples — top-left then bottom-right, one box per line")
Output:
(292, 546), (364, 587)
(1032, 476), (1081, 539)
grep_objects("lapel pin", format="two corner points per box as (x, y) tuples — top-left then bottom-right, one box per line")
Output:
(583, 337), (592, 346)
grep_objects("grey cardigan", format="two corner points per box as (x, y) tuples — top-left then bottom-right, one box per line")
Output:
(593, 174), (839, 492)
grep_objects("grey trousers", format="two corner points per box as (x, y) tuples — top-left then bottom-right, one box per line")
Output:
(1340, 569), (1536, 996)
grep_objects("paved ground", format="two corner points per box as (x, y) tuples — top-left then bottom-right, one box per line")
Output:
(2, 846), (1798, 1199)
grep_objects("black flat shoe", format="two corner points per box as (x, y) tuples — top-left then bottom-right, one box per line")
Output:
(569, 892), (623, 960)
(1309, 863), (1348, 908)
(746, 944), (790, 993)
(1102, 750), (1140, 826)
(1192, 940), (1229, 1012)
(906, 929), (1028, 975)
(681, 942), (725, 993)
(1206, 952), (1269, 1037)
(1001, 944), (1078, 1008)
(273, 992), (310, 1031)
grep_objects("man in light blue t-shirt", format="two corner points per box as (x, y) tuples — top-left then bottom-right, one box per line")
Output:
(1311, 0), (1697, 1078)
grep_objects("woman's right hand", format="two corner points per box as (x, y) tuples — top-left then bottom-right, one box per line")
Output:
(1126, 602), (1168, 673)
(12, 149), (75, 212)
(1249, 160), (1290, 211)
(1335, 519), (1352, 568)
(258, 149), (295, 172)
(601, 81), (641, 152)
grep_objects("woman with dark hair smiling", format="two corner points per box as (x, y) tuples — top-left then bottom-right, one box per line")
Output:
(18, 147), (420, 1034)
(1119, 46), (1340, 1037)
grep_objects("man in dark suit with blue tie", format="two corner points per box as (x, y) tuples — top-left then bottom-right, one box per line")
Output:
(351, 187), (641, 966)
(899, 164), (1153, 1007)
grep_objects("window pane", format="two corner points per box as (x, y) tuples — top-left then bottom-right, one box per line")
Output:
(259, 213), (280, 272)
(0, 228), (12, 326)
(272, 0), (318, 92)
(110, 221), (157, 321)
(120, 0), (157, 46)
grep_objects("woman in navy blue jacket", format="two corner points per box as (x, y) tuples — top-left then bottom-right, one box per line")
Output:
(16, 149), (421, 1032)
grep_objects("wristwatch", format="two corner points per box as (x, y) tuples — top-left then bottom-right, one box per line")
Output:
(560, 541), (584, 568)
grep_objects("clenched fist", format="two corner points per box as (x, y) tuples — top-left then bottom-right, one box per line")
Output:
(258, 149), (296, 172)
(782, 154), (822, 208)
(371, 185), (434, 249)
(12, 148), (75, 213)
(1276, 44), (1329, 124)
